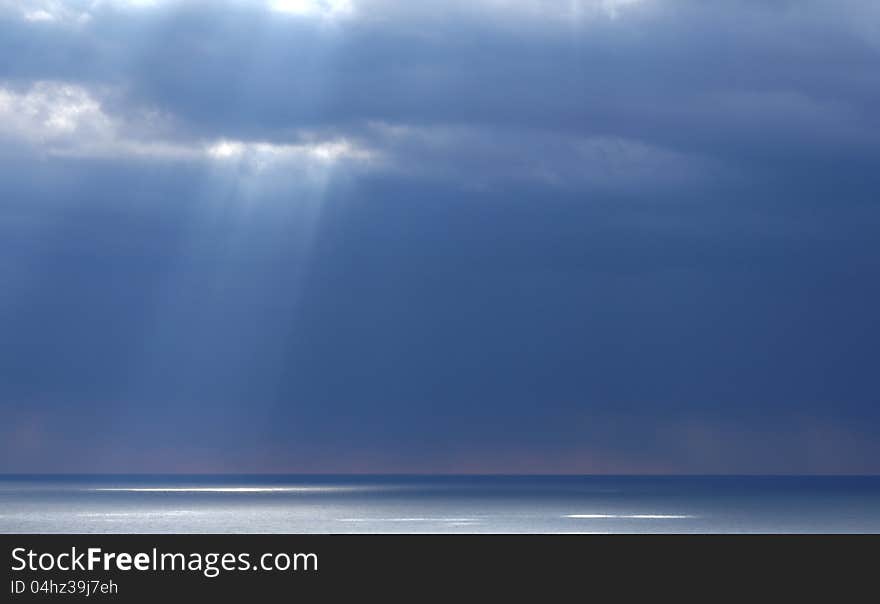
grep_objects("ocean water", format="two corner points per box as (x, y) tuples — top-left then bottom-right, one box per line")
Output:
(1, 475), (879, 533)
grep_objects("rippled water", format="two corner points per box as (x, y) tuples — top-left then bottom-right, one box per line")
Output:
(2, 475), (879, 533)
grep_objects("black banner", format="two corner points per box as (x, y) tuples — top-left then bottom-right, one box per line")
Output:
(1, 535), (874, 601)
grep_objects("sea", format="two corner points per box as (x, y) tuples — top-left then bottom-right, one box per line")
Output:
(1, 475), (879, 533)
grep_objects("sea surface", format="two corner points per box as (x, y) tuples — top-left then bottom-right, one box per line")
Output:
(2, 475), (879, 533)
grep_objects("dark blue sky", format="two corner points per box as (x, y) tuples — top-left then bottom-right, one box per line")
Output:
(1, 1), (879, 473)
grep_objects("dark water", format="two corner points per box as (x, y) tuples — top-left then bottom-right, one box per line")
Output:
(1, 475), (879, 533)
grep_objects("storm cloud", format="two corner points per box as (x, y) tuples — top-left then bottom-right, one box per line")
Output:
(1, 1), (879, 473)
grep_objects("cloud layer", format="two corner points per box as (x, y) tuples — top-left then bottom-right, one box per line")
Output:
(1, 1), (879, 472)
(3, 0), (877, 187)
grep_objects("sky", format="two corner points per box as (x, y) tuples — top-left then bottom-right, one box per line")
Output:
(1, 0), (879, 474)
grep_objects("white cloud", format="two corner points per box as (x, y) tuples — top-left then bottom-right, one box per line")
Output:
(205, 138), (377, 168)
(4, 0), (652, 29)
(0, 80), (705, 189)
(269, 0), (354, 19)
(0, 81), (378, 170)
(0, 81), (115, 145)
(4, 0), (92, 25)
(5, 1), (172, 26)
(23, 8), (56, 21)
